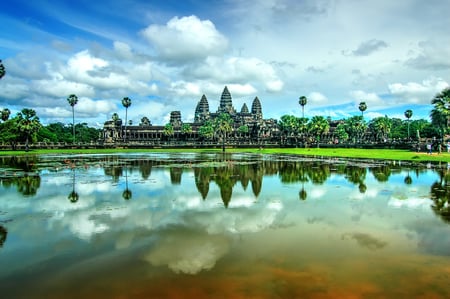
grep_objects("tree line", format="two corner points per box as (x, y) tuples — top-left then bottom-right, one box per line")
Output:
(1, 58), (450, 149)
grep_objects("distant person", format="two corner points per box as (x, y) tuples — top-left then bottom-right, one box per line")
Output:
(427, 143), (432, 154)
(447, 142), (450, 153)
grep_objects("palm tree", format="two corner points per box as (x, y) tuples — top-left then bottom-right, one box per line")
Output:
(121, 97), (132, 142)
(299, 96), (307, 118)
(307, 115), (330, 147)
(214, 113), (233, 152)
(404, 109), (413, 140)
(68, 169), (79, 203)
(0, 60), (5, 79)
(17, 108), (42, 151)
(163, 123), (174, 142)
(67, 94), (78, 143)
(431, 87), (450, 136)
(358, 102), (367, 117)
(1, 108), (11, 122)
(122, 167), (132, 200)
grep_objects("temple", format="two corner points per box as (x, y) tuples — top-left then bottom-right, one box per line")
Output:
(102, 86), (279, 146)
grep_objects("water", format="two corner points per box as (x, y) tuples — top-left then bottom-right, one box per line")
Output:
(0, 153), (449, 298)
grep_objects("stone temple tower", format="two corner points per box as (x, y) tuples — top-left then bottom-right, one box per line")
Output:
(194, 94), (210, 123)
(251, 96), (262, 120)
(217, 86), (236, 114)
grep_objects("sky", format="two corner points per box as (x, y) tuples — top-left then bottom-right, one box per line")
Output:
(1, 0), (449, 127)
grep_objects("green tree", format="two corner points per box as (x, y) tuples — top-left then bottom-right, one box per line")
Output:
(181, 123), (193, 140)
(214, 113), (233, 152)
(345, 116), (367, 143)
(237, 125), (249, 137)
(163, 123), (174, 141)
(299, 96), (307, 118)
(334, 123), (349, 143)
(67, 94), (78, 143)
(0, 59), (5, 79)
(199, 120), (214, 140)
(404, 109), (413, 140)
(359, 102), (367, 117)
(17, 108), (42, 151)
(307, 116), (329, 147)
(1, 108), (11, 122)
(431, 87), (450, 130)
(369, 116), (392, 142)
(121, 97), (132, 142)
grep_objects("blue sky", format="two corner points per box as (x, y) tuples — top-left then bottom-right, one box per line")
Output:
(1, 0), (449, 127)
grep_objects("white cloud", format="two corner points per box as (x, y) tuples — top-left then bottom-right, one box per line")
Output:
(350, 90), (384, 107)
(143, 231), (230, 274)
(76, 97), (118, 116)
(141, 15), (229, 62)
(113, 41), (133, 59)
(388, 78), (449, 104)
(308, 91), (328, 104)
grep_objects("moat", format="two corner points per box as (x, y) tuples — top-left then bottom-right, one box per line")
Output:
(1, 152), (449, 298)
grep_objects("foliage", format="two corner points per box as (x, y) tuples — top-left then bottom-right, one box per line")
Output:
(369, 116), (392, 142)
(0, 59), (5, 79)
(17, 108), (42, 150)
(163, 123), (174, 137)
(431, 87), (450, 132)
(198, 120), (214, 139)
(308, 115), (329, 144)
(238, 125), (249, 134)
(358, 102), (367, 116)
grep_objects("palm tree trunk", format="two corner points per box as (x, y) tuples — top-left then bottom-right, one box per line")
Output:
(72, 106), (75, 144)
(124, 108), (128, 142)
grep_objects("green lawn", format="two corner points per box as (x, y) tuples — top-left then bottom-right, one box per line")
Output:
(1, 147), (449, 163)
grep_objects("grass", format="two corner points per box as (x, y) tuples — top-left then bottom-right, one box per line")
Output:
(1, 147), (450, 163)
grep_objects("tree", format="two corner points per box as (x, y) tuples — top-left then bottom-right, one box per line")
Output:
(404, 109), (413, 140)
(299, 96), (307, 118)
(1, 108), (11, 122)
(163, 123), (174, 141)
(214, 113), (233, 152)
(121, 97), (132, 142)
(358, 102), (367, 117)
(17, 108), (42, 151)
(369, 116), (392, 142)
(199, 120), (214, 140)
(181, 123), (193, 140)
(0, 59), (5, 79)
(345, 116), (367, 143)
(334, 123), (349, 143)
(112, 113), (120, 122)
(67, 94), (78, 143)
(307, 116), (330, 147)
(431, 88), (450, 137)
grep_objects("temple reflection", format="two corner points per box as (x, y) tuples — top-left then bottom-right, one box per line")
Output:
(0, 154), (448, 214)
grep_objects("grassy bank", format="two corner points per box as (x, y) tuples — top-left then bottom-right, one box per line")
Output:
(1, 147), (449, 163)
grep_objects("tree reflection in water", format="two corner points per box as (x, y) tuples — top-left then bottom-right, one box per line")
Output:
(2, 154), (450, 224)
(430, 168), (450, 224)
(0, 225), (7, 248)
(68, 168), (79, 203)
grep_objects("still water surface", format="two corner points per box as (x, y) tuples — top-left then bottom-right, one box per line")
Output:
(0, 152), (449, 298)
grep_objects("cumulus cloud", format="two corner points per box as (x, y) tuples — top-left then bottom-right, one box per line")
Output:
(350, 90), (384, 107)
(405, 40), (450, 70)
(388, 78), (449, 104)
(143, 229), (230, 274)
(308, 91), (328, 104)
(183, 56), (283, 94)
(141, 15), (229, 62)
(345, 39), (388, 56)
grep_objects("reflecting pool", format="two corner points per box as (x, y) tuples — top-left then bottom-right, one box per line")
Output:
(1, 152), (450, 298)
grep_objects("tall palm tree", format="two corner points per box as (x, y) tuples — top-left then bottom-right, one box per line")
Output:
(214, 113), (233, 152)
(307, 115), (330, 147)
(67, 94), (78, 143)
(121, 97), (132, 142)
(0, 60), (5, 79)
(17, 108), (42, 152)
(431, 87), (450, 131)
(404, 109), (413, 140)
(299, 96), (307, 118)
(1, 108), (11, 122)
(358, 102), (367, 117)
